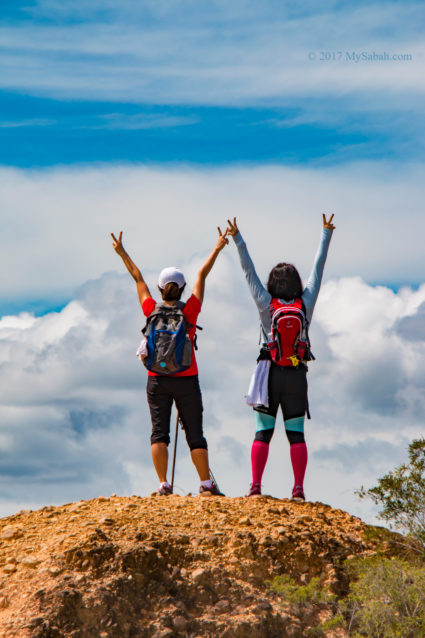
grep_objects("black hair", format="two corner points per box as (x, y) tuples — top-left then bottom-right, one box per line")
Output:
(159, 282), (186, 302)
(267, 263), (303, 301)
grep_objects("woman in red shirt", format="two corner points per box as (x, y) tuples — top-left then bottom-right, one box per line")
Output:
(111, 228), (228, 496)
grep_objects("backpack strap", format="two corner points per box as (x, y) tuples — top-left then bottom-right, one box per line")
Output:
(299, 299), (315, 362)
(142, 301), (189, 335)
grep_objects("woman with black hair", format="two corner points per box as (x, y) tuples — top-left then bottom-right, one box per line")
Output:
(227, 215), (335, 500)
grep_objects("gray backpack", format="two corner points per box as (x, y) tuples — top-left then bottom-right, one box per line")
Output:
(142, 302), (193, 375)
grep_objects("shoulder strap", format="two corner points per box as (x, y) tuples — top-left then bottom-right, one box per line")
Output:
(293, 297), (304, 311)
(269, 297), (306, 324)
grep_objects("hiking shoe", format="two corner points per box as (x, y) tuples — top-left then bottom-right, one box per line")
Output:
(245, 483), (262, 497)
(199, 484), (225, 496)
(291, 485), (305, 502)
(158, 483), (173, 496)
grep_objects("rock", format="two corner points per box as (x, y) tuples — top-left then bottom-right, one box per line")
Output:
(258, 535), (273, 547)
(256, 600), (272, 611)
(191, 567), (209, 584)
(0, 494), (399, 637)
(173, 615), (188, 630)
(99, 517), (115, 526)
(215, 599), (230, 613)
(240, 517), (252, 525)
(205, 534), (218, 546)
(5, 557), (17, 564)
(21, 556), (41, 568)
(0, 596), (9, 608)
(0, 526), (22, 540)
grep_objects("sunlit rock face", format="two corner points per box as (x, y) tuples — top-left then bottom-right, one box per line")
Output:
(0, 494), (399, 638)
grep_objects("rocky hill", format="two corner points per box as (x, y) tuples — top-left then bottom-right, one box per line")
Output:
(0, 494), (397, 638)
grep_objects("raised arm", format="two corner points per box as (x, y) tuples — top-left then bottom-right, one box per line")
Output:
(111, 231), (152, 307)
(227, 217), (271, 318)
(302, 214), (335, 322)
(192, 227), (229, 303)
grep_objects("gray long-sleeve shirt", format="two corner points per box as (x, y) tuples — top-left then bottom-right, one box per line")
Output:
(233, 227), (333, 342)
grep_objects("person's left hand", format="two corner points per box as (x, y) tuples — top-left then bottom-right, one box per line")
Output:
(215, 226), (229, 251)
(322, 214), (336, 230)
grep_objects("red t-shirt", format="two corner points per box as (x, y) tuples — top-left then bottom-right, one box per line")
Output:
(142, 294), (201, 377)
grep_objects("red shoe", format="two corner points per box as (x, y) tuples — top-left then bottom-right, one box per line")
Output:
(291, 485), (305, 501)
(246, 483), (262, 497)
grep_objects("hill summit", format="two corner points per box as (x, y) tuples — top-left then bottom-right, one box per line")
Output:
(0, 494), (394, 637)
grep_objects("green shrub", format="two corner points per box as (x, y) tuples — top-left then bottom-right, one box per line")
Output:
(268, 574), (336, 636)
(268, 574), (335, 607)
(342, 556), (425, 637)
(267, 559), (425, 636)
(358, 438), (425, 550)
(266, 440), (425, 636)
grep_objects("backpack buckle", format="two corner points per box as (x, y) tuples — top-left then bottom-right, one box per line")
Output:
(288, 355), (300, 367)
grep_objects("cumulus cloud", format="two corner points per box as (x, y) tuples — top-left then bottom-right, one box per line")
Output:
(313, 437), (410, 474)
(0, 262), (424, 521)
(394, 301), (425, 342)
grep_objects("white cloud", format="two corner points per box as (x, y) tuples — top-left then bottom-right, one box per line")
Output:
(1, 1), (424, 105)
(1, 162), (424, 310)
(0, 262), (424, 522)
(0, 118), (56, 128)
(95, 113), (199, 130)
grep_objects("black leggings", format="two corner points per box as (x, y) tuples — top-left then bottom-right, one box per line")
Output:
(147, 375), (207, 450)
(254, 363), (308, 445)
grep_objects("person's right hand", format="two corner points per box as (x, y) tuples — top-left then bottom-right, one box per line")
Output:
(215, 226), (229, 252)
(226, 217), (239, 236)
(111, 231), (125, 256)
(322, 214), (335, 230)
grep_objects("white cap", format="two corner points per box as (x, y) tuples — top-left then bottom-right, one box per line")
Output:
(158, 267), (186, 289)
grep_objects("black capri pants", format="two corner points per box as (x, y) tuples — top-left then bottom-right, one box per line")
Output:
(254, 363), (308, 445)
(147, 375), (207, 450)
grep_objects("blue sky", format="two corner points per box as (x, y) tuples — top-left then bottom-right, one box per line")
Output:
(1, 0), (424, 169)
(1, 94), (383, 167)
(1, 0), (425, 520)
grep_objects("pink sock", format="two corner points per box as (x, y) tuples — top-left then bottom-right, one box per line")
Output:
(290, 442), (308, 488)
(251, 440), (269, 485)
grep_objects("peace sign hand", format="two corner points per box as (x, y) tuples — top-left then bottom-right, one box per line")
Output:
(215, 226), (229, 252)
(322, 214), (335, 230)
(111, 231), (126, 256)
(226, 217), (239, 237)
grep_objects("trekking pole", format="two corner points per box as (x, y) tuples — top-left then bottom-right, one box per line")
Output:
(209, 467), (222, 495)
(170, 410), (183, 492)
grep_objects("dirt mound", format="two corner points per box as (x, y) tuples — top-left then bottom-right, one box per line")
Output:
(0, 494), (394, 637)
